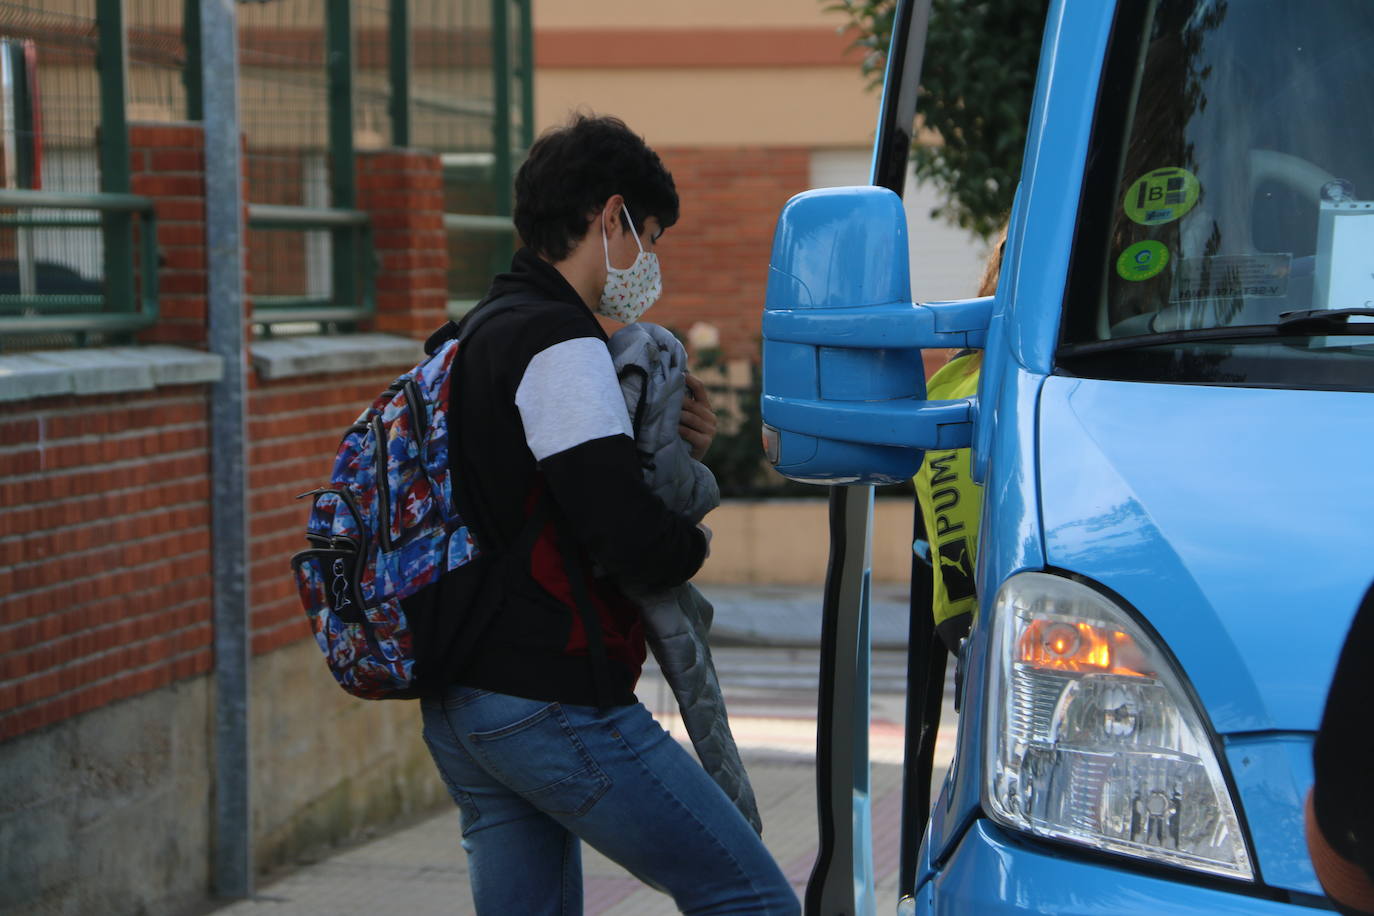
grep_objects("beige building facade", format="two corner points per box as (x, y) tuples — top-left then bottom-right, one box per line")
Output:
(533, 0), (989, 360)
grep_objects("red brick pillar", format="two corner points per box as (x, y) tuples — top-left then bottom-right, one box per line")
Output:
(129, 122), (209, 347)
(356, 150), (449, 339)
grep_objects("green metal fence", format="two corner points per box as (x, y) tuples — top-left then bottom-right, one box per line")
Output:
(408, 0), (532, 311)
(247, 203), (373, 326)
(0, 0), (155, 351)
(126, 0), (190, 124)
(0, 0), (526, 348)
(236, 0), (369, 331)
(0, 188), (156, 338)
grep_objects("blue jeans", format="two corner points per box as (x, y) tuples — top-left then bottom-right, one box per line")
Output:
(420, 685), (799, 915)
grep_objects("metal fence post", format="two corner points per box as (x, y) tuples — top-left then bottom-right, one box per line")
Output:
(183, 0), (202, 120)
(490, 0), (511, 214)
(199, 0), (253, 898)
(388, 0), (410, 147)
(517, 0), (533, 151)
(95, 0), (134, 321)
(326, 0), (357, 315)
(490, 0), (513, 273)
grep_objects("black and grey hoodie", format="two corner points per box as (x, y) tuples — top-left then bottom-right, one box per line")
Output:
(431, 248), (708, 708)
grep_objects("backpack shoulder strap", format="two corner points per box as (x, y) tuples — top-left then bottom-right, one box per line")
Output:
(423, 290), (534, 357)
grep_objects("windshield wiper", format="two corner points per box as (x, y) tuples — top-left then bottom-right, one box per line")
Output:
(1061, 310), (1374, 357)
(1276, 308), (1374, 333)
(1060, 324), (1286, 356)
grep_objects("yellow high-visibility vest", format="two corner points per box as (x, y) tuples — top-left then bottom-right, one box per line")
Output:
(914, 351), (983, 650)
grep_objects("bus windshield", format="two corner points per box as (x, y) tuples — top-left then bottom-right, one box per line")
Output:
(1058, 0), (1374, 391)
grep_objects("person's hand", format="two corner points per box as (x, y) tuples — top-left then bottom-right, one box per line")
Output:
(679, 374), (717, 461)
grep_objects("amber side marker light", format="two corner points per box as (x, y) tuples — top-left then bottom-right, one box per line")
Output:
(1018, 619), (1155, 678)
(761, 423), (780, 466)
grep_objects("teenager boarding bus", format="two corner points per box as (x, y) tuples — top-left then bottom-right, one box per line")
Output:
(759, 1), (1374, 913)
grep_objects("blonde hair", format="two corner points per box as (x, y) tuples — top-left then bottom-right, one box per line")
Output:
(931, 220), (1009, 371)
(976, 221), (1009, 298)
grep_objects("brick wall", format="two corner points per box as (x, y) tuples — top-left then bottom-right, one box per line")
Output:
(0, 389), (214, 739)
(1, 122), (454, 911)
(1, 140), (792, 743)
(0, 138), (806, 738)
(132, 123), (209, 347)
(0, 128), (449, 742)
(358, 150), (450, 338)
(649, 146), (811, 362)
(0, 123), (221, 741)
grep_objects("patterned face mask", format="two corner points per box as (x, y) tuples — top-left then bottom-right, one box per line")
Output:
(596, 205), (662, 323)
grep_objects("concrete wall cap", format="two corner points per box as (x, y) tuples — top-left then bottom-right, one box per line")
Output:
(0, 345), (224, 403)
(251, 333), (424, 380)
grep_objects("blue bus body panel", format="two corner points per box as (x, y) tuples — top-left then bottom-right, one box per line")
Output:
(998, 0), (1116, 375)
(971, 0), (1114, 475)
(922, 365), (1047, 869)
(972, 366), (1046, 610)
(1038, 376), (1374, 734)
(1035, 375), (1374, 894)
(1224, 734), (1321, 895)
(920, 820), (1305, 915)
(922, 618), (987, 882)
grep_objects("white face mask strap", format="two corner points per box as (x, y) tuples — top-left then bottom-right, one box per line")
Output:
(602, 202), (644, 270)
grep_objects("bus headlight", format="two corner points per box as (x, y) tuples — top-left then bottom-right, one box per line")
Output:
(984, 572), (1253, 880)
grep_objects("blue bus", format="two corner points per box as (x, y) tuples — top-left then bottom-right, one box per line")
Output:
(762, 1), (1374, 912)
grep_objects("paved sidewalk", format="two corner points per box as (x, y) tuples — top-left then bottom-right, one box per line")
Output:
(211, 587), (949, 916)
(699, 582), (914, 649)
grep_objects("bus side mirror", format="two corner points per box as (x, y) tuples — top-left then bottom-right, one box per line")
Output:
(761, 186), (991, 485)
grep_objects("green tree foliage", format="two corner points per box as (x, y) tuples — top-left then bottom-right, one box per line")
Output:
(827, 0), (1050, 238)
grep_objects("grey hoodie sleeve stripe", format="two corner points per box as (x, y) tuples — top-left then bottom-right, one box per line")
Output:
(515, 336), (633, 462)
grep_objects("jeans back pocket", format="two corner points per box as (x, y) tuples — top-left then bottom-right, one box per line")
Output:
(468, 703), (611, 817)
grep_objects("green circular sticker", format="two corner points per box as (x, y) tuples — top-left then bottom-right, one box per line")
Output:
(1123, 167), (1200, 225)
(1116, 241), (1170, 281)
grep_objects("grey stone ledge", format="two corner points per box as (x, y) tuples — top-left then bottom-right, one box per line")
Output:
(0, 345), (224, 403)
(251, 333), (424, 381)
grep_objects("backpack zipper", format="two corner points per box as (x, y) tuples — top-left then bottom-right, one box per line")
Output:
(404, 379), (427, 443)
(297, 483), (409, 688)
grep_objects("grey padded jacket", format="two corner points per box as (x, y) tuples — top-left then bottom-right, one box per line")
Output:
(607, 322), (763, 835)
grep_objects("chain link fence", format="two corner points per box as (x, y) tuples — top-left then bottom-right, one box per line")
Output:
(0, 2), (111, 349)
(0, 0), (528, 348)
(412, 0), (530, 307)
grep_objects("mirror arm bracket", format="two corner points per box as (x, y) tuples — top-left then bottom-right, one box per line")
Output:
(762, 395), (974, 450)
(762, 296), (992, 352)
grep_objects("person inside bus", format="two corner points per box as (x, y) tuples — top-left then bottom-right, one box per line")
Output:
(913, 222), (1007, 652)
(417, 114), (797, 916)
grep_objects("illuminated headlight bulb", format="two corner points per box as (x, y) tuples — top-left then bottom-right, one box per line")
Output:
(1042, 623), (1080, 659)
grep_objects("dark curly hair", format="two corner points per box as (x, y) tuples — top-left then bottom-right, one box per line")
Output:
(514, 114), (679, 261)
